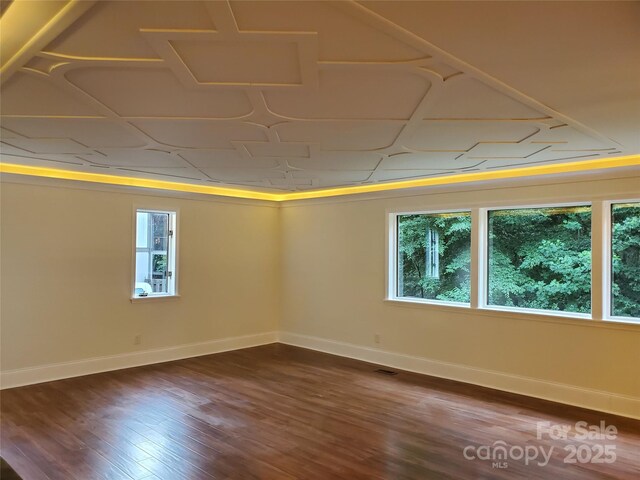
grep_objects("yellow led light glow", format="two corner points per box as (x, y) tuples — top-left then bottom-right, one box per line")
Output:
(1, 155), (639, 202)
(284, 155), (640, 201)
(0, 163), (277, 201)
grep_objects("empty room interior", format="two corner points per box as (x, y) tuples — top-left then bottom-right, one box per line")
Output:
(1, 1), (640, 479)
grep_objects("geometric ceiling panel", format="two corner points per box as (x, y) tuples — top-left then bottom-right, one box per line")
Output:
(45, 1), (214, 59)
(405, 122), (541, 151)
(179, 150), (280, 170)
(3, 138), (94, 155)
(264, 70), (430, 119)
(0, 142), (37, 157)
(0, 118), (144, 148)
(66, 68), (253, 118)
(275, 122), (404, 151)
(466, 143), (550, 159)
(287, 152), (382, 171)
(1, 72), (99, 116)
(23, 56), (63, 75)
(1, 1), (636, 193)
(112, 166), (205, 182)
(197, 168), (285, 183)
(379, 152), (474, 170)
(0, 154), (85, 167)
(79, 149), (184, 168)
(229, 0), (425, 62)
(479, 153), (602, 171)
(371, 169), (451, 182)
(292, 170), (373, 183)
(0, 128), (21, 139)
(117, 167), (202, 182)
(0, 144), (90, 165)
(532, 125), (614, 151)
(170, 39), (302, 85)
(130, 120), (268, 149)
(517, 149), (606, 164)
(424, 77), (546, 120)
(244, 142), (309, 159)
(269, 177), (313, 187)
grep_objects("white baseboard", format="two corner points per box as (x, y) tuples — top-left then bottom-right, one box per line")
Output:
(3, 330), (638, 420)
(0, 331), (278, 389)
(278, 331), (640, 420)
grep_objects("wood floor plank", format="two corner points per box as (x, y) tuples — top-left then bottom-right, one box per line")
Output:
(2, 344), (639, 479)
(0, 436), (52, 480)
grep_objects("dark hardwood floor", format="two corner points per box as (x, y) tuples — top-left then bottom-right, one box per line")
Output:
(1, 344), (638, 479)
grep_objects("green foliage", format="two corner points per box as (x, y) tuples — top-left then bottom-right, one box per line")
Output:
(398, 213), (471, 302)
(153, 254), (167, 273)
(487, 207), (592, 313)
(398, 204), (640, 317)
(612, 204), (640, 318)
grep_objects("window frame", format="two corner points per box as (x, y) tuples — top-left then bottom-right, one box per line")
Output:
(603, 198), (640, 324)
(132, 207), (179, 301)
(481, 201), (593, 319)
(388, 208), (473, 308)
(387, 198), (640, 325)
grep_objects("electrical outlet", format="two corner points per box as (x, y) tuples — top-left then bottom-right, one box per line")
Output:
(134, 334), (142, 346)
(374, 333), (381, 345)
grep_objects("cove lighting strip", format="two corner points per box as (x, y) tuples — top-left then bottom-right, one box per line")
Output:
(1, 155), (639, 202)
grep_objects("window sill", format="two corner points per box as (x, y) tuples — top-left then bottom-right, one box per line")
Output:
(480, 304), (590, 321)
(603, 316), (640, 325)
(384, 298), (640, 330)
(130, 294), (180, 303)
(385, 297), (470, 310)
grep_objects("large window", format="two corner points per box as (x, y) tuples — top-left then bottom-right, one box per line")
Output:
(396, 211), (471, 304)
(390, 200), (639, 323)
(486, 205), (592, 314)
(134, 209), (177, 298)
(610, 202), (640, 319)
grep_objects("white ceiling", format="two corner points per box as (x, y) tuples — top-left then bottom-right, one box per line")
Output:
(1, 1), (638, 192)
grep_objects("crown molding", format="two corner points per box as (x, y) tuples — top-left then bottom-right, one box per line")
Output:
(2, 155), (638, 205)
(0, 172), (280, 208)
(280, 165), (640, 207)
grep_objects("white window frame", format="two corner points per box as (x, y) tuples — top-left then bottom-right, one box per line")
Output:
(603, 199), (640, 324)
(388, 208), (472, 308)
(481, 201), (593, 319)
(388, 196), (640, 326)
(132, 207), (179, 301)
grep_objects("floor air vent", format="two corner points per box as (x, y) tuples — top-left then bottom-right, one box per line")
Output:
(375, 369), (398, 376)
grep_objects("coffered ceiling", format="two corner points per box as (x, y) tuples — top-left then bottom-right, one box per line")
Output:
(1, 1), (639, 193)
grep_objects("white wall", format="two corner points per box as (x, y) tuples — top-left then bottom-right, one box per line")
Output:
(0, 181), (280, 378)
(280, 173), (640, 417)
(2, 172), (639, 417)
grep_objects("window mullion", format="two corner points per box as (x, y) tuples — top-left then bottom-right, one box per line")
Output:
(147, 216), (153, 289)
(164, 215), (169, 293)
(470, 208), (484, 310)
(591, 201), (605, 321)
(169, 213), (175, 293)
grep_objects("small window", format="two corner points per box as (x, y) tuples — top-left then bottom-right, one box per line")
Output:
(487, 205), (591, 314)
(610, 202), (640, 320)
(396, 211), (471, 303)
(134, 209), (177, 298)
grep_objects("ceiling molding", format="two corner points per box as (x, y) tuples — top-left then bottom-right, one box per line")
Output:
(2, 154), (638, 203)
(0, 170), (281, 208)
(0, 0), (96, 84)
(1, 1), (637, 192)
